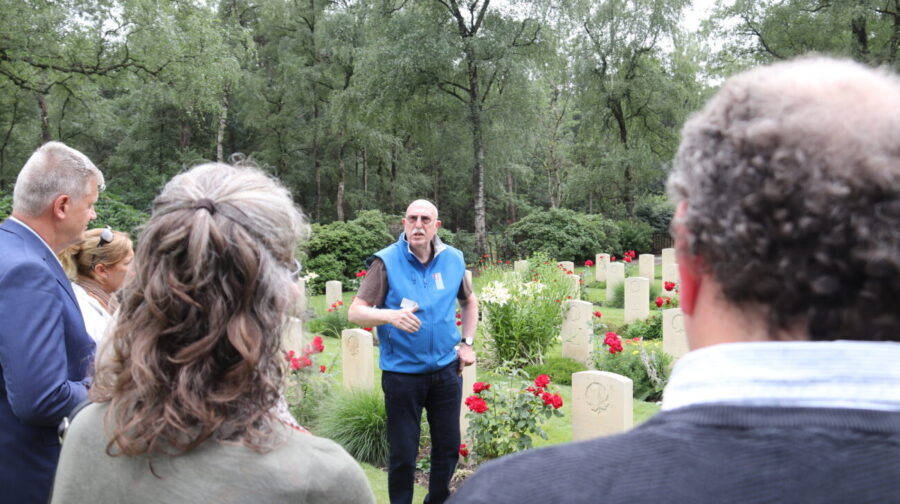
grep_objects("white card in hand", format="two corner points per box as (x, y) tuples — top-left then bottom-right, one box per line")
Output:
(400, 298), (418, 310)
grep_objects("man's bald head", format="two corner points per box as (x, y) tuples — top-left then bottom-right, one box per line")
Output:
(403, 199), (441, 252)
(406, 199), (438, 220)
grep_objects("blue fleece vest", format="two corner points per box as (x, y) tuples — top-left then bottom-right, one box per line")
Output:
(375, 234), (465, 373)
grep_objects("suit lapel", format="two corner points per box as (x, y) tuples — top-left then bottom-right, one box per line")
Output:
(1, 219), (79, 306)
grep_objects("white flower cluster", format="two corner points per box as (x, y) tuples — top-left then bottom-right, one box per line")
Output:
(518, 281), (545, 297)
(480, 281), (512, 306)
(302, 271), (320, 282)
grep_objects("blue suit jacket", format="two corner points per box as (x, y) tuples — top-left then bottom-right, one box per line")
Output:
(0, 219), (95, 504)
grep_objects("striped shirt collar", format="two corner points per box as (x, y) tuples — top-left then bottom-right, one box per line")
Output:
(662, 340), (900, 412)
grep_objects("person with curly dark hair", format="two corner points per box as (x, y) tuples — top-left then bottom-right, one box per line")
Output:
(449, 57), (900, 504)
(50, 163), (375, 504)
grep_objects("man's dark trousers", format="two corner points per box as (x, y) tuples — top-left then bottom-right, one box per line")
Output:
(382, 361), (462, 504)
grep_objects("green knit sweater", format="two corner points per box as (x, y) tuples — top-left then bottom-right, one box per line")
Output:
(50, 403), (375, 504)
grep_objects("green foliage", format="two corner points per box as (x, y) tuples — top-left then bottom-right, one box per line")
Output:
(463, 374), (564, 462)
(524, 356), (587, 386)
(479, 254), (573, 365)
(306, 301), (353, 339)
(605, 277), (661, 308)
(622, 314), (663, 341)
(593, 336), (672, 401)
(316, 389), (390, 465)
(286, 370), (338, 428)
(304, 210), (393, 294)
(0, 193), (147, 237)
(615, 220), (654, 256)
(634, 194), (674, 235)
(507, 209), (618, 262)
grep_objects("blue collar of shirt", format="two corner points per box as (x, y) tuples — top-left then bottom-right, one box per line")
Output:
(662, 340), (900, 412)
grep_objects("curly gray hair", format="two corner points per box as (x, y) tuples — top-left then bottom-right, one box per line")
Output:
(668, 56), (900, 342)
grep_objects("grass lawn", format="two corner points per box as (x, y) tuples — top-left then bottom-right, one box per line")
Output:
(301, 281), (662, 502)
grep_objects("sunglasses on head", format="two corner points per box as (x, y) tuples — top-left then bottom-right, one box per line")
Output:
(97, 226), (114, 248)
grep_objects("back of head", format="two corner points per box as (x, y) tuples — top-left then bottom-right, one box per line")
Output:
(13, 141), (105, 217)
(92, 162), (309, 456)
(58, 228), (132, 281)
(668, 57), (900, 342)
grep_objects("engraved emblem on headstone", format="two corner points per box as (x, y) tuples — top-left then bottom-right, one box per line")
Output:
(585, 382), (610, 414)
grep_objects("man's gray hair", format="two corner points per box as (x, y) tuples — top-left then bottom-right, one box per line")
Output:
(668, 56), (900, 342)
(13, 141), (105, 217)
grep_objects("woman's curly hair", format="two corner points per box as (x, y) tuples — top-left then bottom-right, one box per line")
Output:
(668, 57), (900, 342)
(91, 162), (309, 456)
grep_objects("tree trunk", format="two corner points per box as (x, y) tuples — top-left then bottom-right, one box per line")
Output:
(216, 90), (229, 162)
(36, 93), (51, 143)
(467, 50), (487, 256)
(0, 98), (20, 190)
(610, 98), (634, 216)
(432, 163), (441, 208)
(362, 147), (369, 194)
(313, 103), (321, 222)
(178, 120), (191, 149)
(336, 129), (346, 222)
(390, 144), (398, 213)
(506, 170), (516, 224)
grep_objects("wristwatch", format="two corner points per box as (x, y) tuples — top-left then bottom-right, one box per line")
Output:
(461, 337), (474, 346)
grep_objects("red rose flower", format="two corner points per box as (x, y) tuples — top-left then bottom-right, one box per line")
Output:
(541, 391), (554, 406)
(624, 256), (632, 263)
(584, 260), (594, 267)
(655, 296), (664, 308)
(665, 297), (672, 305)
(319, 365), (326, 373)
(300, 356), (312, 368)
(465, 396), (488, 413)
(286, 350), (295, 360)
(551, 394), (563, 409)
(593, 311), (602, 318)
(459, 444), (469, 457)
(312, 335), (325, 353)
(456, 313), (461, 319)
(456, 320), (462, 326)
(290, 357), (301, 371)
(534, 374), (551, 388)
(327, 308), (332, 313)
(610, 256), (617, 261)
(526, 386), (536, 393)
(473, 382), (491, 394)
(664, 281), (676, 292)
(356, 270), (367, 278)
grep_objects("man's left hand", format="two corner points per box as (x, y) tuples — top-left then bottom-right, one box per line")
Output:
(457, 343), (475, 375)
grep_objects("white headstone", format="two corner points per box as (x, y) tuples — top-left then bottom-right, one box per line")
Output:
(283, 316), (304, 355)
(341, 329), (374, 390)
(662, 263), (680, 297)
(561, 300), (593, 365)
(638, 254), (655, 281)
(594, 253), (610, 283)
(514, 260), (529, 274)
(624, 277), (650, 323)
(568, 274), (581, 300)
(295, 278), (308, 315)
(459, 361), (477, 443)
(572, 371), (633, 441)
(661, 248), (676, 268)
(325, 280), (343, 309)
(606, 263), (625, 302)
(557, 261), (575, 274)
(663, 308), (689, 360)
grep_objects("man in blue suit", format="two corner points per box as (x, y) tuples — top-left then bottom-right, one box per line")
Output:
(0, 141), (103, 504)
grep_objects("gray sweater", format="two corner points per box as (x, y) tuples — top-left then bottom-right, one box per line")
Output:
(448, 405), (900, 504)
(51, 403), (375, 504)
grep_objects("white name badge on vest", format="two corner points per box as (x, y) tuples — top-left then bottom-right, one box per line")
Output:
(400, 298), (419, 310)
(433, 272), (445, 290)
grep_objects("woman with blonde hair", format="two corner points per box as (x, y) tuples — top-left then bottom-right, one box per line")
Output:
(51, 163), (374, 504)
(58, 227), (134, 342)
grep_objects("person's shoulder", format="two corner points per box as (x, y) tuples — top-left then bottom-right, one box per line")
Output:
(266, 426), (376, 503)
(449, 430), (663, 504)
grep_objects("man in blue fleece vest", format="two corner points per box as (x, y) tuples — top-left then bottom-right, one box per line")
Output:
(449, 57), (900, 503)
(349, 199), (477, 504)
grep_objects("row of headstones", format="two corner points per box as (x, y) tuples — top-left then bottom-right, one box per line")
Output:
(334, 327), (655, 442)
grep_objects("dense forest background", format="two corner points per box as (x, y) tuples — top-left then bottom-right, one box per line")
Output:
(1, 0), (897, 259)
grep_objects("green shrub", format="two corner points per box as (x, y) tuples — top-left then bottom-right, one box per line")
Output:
(622, 314), (663, 341)
(507, 209), (618, 262)
(605, 278), (661, 308)
(304, 210), (393, 293)
(524, 356), (587, 386)
(316, 389), (390, 465)
(479, 253), (573, 365)
(306, 300), (353, 338)
(593, 336), (672, 401)
(615, 219), (654, 256)
(0, 192), (148, 237)
(634, 194), (674, 235)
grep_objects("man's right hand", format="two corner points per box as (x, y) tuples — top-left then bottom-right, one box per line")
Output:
(390, 306), (421, 333)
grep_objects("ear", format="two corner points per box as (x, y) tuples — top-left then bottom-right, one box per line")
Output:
(93, 263), (108, 278)
(51, 194), (70, 220)
(673, 201), (701, 315)
(435, 219), (442, 229)
(401, 218), (407, 227)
